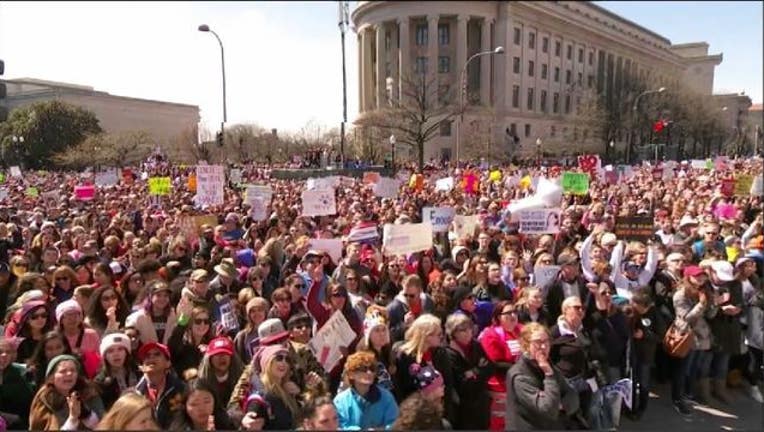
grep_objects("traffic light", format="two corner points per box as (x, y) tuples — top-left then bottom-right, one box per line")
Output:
(216, 131), (224, 147)
(0, 59), (7, 122)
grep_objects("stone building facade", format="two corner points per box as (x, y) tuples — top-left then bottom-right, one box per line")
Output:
(352, 1), (724, 161)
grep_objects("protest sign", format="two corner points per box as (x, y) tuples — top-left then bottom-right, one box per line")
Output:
(95, 169), (119, 187)
(752, 175), (763, 196)
(177, 215), (200, 243)
(603, 378), (633, 410)
(0, 188), (7, 201)
(435, 177), (454, 191)
(244, 184), (274, 206)
(362, 171), (381, 184)
(122, 168), (134, 184)
(453, 214), (479, 238)
(614, 216), (654, 242)
(534, 265), (561, 296)
(382, 223), (434, 256)
(308, 238), (344, 264)
(250, 197), (268, 221)
(0, 173), (5, 183)
(720, 178), (735, 197)
(10, 166), (21, 177)
(690, 159), (707, 170)
(41, 190), (59, 203)
(372, 177), (400, 198)
(195, 165), (225, 206)
(187, 174), (197, 192)
(148, 177), (172, 195)
(422, 207), (456, 233)
(561, 172), (589, 195)
(218, 298), (240, 333)
(229, 168), (242, 185)
(735, 174), (754, 196)
(75, 185), (96, 201)
(25, 187), (39, 198)
(309, 310), (358, 372)
(518, 208), (562, 234)
(302, 190), (337, 217)
(306, 177), (337, 191)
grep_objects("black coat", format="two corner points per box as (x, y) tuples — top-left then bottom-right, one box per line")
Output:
(709, 280), (745, 354)
(392, 346), (456, 425)
(544, 275), (589, 327)
(444, 342), (494, 430)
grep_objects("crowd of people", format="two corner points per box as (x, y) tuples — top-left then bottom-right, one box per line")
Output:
(0, 154), (762, 431)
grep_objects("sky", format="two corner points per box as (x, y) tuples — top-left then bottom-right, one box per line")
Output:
(0, 1), (761, 135)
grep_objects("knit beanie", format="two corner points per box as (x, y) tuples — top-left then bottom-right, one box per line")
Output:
(363, 305), (389, 347)
(259, 345), (288, 373)
(410, 364), (444, 395)
(46, 354), (81, 378)
(55, 299), (82, 323)
(99, 333), (132, 358)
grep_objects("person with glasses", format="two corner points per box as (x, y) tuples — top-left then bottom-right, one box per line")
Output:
(9, 300), (52, 363)
(505, 322), (579, 431)
(268, 287), (299, 327)
(544, 252), (587, 327)
(255, 344), (301, 430)
(118, 270), (146, 312)
(444, 313), (493, 430)
(692, 223), (727, 262)
(386, 274), (435, 343)
(168, 306), (214, 377)
(56, 299), (102, 378)
(234, 297), (270, 363)
(85, 286), (130, 337)
(134, 342), (187, 429)
(583, 280), (630, 385)
(334, 350), (399, 430)
(479, 300), (524, 430)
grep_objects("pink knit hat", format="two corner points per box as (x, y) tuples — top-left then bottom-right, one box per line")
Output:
(259, 344), (288, 373)
(55, 299), (82, 323)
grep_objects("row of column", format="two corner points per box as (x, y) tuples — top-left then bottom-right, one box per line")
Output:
(358, 15), (495, 111)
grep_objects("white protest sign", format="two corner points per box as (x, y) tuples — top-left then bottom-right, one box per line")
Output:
(752, 175), (763, 196)
(302, 190), (337, 217)
(603, 378), (633, 410)
(422, 207), (456, 233)
(382, 222), (434, 256)
(195, 165), (225, 206)
(244, 184), (273, 207)
(250, 197), (268, 221)
(0, 188), (7, 201)
(690, 159), (707, 169)
(662, 166), (674, 181)
(9, 166), (21, 177)
(372, 177), (400, 198)
(309, 310), (358, 372)
(518, 208), (562, 234)
(306, 177), (337, 191)
(435, 177), (454, 191)
(534, 265), (561, 296)
(218, 298), (239, 332)
(95, 169), (119, 187)
(229, 168), (242, 185)
(453, 214), (479, 238)
(308, 238), (344, 264)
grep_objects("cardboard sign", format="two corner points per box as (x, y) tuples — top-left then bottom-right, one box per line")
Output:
(10, 166), (21, 177)
(382, 222), (434, 256)
(422, 207), (456, 233)
(435, 177), (454, 192)
(74, 185), (96, 201)
(244, 184), (274, 207)
(518, 208), (562, 234)
(148, 177), (172, 195)
(534, 265), (561, 296)
(614, 216), (654, 242)
(229, 168), (242, 185)
(306, 177), (337, 191)
(302, 190), (337, 217)
(372, 177), (400, 198)
(561, 172), (589, 195)
(195, 165), (225, 206)
(734, 175), (754, 196)
(309, 310), (358, 372)
(308, 238), (344, 264)
(453, 214), (480, 238)
(362, 171), (381, 184)
(25, 187), (39, 198)
(95, 169), (119, 187)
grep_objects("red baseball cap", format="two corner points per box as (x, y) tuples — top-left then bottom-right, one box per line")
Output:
(683, 266), (705, 278)
(207, 337), (234, 357)
(137, 342), (171, 362)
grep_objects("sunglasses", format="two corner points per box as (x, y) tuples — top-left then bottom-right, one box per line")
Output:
(273, 354), (289, 363)
(353, 365), (376, 374)
(31, 312), (48, 320)
(194, 318), (211, 325)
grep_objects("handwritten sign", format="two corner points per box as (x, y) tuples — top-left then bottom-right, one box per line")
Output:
(735, 175), (754, 196)
(308, 238), (344, 264)
(752, 175), (763, 196)
(518, 208), (561, 234)
(196, 165), (225, 206)
(561, 172), (589, 195)
(244, 184), (273, 207)
(25, 187), (39, 198)
(435, 177), (454, 192)
(363, 171), (381, 184)
(382, 222), (433, 256)
(0, 188), (7, 201)
(0, 173), (5, 183)
(306, 177), (337, 191)
(534, 265), (561, 296)
(422, 207), (456, 233)
(302, 190), (337, 217)
(95, 169), (119, 187)
(614, 216), (654, 242)
(10, 166), (21, 177)
(74, 185), (96, 201)
(720, 178), (735, 197)
(250, 197), (268, 221)
(309, 310), (358, 372)
(148, 177), (172, 195)
(372, 177), (400, 198)
(229, 168), (242, 185)
(603, 378), (633, 410)
(453, 214), (479, 238)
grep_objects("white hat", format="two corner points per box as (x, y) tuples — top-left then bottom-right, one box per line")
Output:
(679, 215), (698, 228)
(99, 333), (132, 357)
(710, 260), (735, 282)
(666, 252), (685, 263)
(600, 233), (617, 246)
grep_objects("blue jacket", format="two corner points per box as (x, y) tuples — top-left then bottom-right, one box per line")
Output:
(333, 384), (399, 430)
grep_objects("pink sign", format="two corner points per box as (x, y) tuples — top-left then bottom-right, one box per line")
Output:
(75, 185), (96, 201)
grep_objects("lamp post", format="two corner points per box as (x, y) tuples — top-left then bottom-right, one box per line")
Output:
(535, 137), (542, 166)
(198, 24), (227, 147)
(338, 1), (349, 167)
(456, 46), (504, 164)
(11, 135), (24, 167)
(389, 134), (396, 173)
(627, 87), (666, 164)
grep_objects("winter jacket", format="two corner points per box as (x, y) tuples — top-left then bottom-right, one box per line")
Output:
(583, 303), (630, 371)
(479, 324), (523, 394)
(0, 363), (35, 429)
(167, 321), (206, 376)
(333, 385), (399, 430)
(392, 347), (456, 424)
(386, 292), (435, 342)
(629, 305), (668, 366)
(444, 341), (494, 430)
(544, 275), (588, 327)
(673, 286), (717, 351)
(93, 365), (141, 410)
(134, 372), (187, 429)
(29, 383), (105, 431)
(742, 274), (764, 349)
(125, 307), (177, 345)
(709, 280), (744, 354)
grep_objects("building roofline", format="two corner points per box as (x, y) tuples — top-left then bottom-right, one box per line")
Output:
(681, 53), (723, 64)
(670, 42), (709, 49)
(585, 2), (672, 45)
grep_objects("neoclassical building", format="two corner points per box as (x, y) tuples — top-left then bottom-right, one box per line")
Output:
(352, 1), (724, 161)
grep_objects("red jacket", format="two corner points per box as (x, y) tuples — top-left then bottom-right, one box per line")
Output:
(478, 324), (523, 393)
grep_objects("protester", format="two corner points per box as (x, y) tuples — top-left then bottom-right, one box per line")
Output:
(0, 337), (35, 429)
(333, 350), (399, 430)
(95, 392), (159, 431)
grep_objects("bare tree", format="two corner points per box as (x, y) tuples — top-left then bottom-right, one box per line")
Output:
(354, 71), (463, 169)
(460, 108), (506, 162)
(52, 130), (153, 169)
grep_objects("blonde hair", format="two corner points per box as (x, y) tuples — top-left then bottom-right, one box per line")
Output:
(95, 392), (156, 430)
(399, 314), (442, 363)
(261, 354), (300, 417)
(515, 286), (542, 308)
(519, 322), (549, 353)
(444, 313), (472, 339)
(558, 296), (584, 321)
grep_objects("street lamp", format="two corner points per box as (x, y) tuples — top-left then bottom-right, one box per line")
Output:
(456, 46), (504, 164)
(389, 135), (396, 172)
(198, 24), (228, 146)
(535, 137), (542, 166)
(338, 1), (350, 167)
(627, 87), (666, 164)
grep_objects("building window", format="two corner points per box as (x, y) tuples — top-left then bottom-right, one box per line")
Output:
(528, 60), (535, 77)
(553, 92), (560, 113)
(513, 57), (521, 74)
(588, 74), (594, 88)
(525, 123), (531, 138)
(512, 85), (520, 108)
(527, 88), (535, 110)
(510, 123), (517, 135)
(578, 48), (584, 63)
(542, 37), (549, 53)
(415, 24), (428, 46)
(540, 90), (547, 112)
(438, 24), (449, 45)
(541, 64), (548, 80)
(577, 72), (583, 86)
(589, 51), (594, 65)
(566, 44), (572, 60)
(514, 27), (521, 45)
(438, 56), (450, 73)
(565, 69), (572, 84)
(528, 32), (535, 49)
(439, 120), (452, 136)
(554, 67), (560, 82)
(415, 56), (427, 74)
(550, 125), (556, 137)
(555, 41), (561, 57)
(564, 94), (571, 113)
(438, 84), (450, 104)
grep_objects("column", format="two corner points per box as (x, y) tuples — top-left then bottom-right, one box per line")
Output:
(391, 21), (400, 103)
(480, 18), (493, 105)
(375, 24), (386, 108)
(456, 15), (468, 104)
(398, 17), (410, 99)
(427, 15), (439, 88)
(358, 33), (364, 111)
(361, 28), (373, 111)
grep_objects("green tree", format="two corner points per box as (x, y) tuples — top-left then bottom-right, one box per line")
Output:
(0, 100), (102, 168)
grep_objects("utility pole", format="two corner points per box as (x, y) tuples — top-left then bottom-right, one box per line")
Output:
(338, 1), (349, 168)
